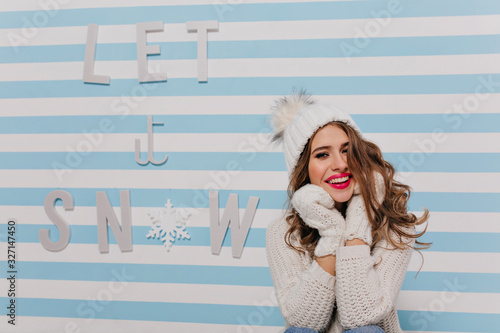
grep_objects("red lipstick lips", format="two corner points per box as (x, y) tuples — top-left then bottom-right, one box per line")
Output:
(325, 173), (352, 190)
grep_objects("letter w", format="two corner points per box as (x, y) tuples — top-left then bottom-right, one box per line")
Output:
(209, 190), (259, 258)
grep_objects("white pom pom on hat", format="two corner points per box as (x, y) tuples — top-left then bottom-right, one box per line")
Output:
(270, 88), (363, 176)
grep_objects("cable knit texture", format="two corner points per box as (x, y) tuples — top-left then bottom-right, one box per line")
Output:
(291, 184), (346, 257)
(344, 171), (385, 246)
(266, 217), (415, 333)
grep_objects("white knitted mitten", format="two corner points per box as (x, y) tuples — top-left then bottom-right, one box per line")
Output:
(291, 184), (346, 257)
(345, 171), (385, 246)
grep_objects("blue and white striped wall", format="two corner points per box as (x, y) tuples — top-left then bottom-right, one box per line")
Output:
(0, 1), (499, 332)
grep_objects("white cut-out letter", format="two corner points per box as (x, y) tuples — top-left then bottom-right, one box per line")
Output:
(96, 190), (133, 253)
(83, 24), (110, 84)
(209, 190), (258, 258)
(136, 21), (167, 83)
(186, 20), (219, 82)
(40, 190), (73, 251)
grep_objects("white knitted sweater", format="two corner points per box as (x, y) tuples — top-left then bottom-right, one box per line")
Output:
(266, 216), (415, 333)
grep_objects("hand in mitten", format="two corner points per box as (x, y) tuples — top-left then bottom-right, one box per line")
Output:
(345, 171), (385, 246)
(291, 184), (346, 257)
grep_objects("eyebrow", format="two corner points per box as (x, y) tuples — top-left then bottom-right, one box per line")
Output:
(311, 141), (349, 155)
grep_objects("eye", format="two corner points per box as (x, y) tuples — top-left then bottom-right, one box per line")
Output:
(342, 148), (348, 154)
(315, 152), (328, 158)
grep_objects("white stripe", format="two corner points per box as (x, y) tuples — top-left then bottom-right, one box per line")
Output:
(2, 207), (497, 234)
(1, 133), (498, 153)
(0, 282), (494, 316)
(394, 172), (500, 193)
(407, 251), (500, 274)
(2, 94), (500, 117)
(0, 133), (280, 153)
(3, 243), (269, 266)
(0, 169), (290, 190)
(0, 279), (277, 306)
(0, 95), (281, 116)
(2, 15), (500, 47)
(1, 242), (498, 273)
(369, 133), (500, 153)
(0, 0), (343, 12)
(0, 170), (498, 193)
(397, 291), (500, 314)
(0, 206), (284, 228)
(0, 317), (284, 333)
(5, 207), (500, 233)
(2, 54), (500, 81)
(414, 212), (500, 233)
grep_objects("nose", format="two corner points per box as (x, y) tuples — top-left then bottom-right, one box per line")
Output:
(330, 151), (348, 172)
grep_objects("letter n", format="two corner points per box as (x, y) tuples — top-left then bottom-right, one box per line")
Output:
(209, 190), (259, 258)
(96, 190), (133, 253)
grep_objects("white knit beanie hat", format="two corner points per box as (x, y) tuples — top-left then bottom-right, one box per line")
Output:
(270, 89), (363, 176)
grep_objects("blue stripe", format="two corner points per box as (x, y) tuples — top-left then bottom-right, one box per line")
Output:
(403, 271), (500, 293)
(0, 152), (286, 171)
(3, 34), (500, 63)
(0, 152), (499, 173)
(0, 300), (496, 329)
(2, 74), (500, 99)
(0, 188), (286, 210)
(1, 1), (499, 29)
(1, 189), (499, 212)
(1, 113), (499, 134)
(411, 192), (500, 213)
(0, 301), (497, 329)
(418, 232), (500, 252)
(5, 262), (274, 286)
(0, 115), (268, 134)
(2, 261), (499, 293)
(386, 153), (500, 173)
(6, 225), (266, 248)
(399, 311), (500, 331)
(0, 297), (285, 326)
(5, 224), (499, 253)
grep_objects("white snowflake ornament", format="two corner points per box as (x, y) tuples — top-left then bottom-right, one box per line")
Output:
(146, 199), (191, 251)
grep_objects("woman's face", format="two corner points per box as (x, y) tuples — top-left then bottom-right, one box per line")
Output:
(308, 124), (355, 209)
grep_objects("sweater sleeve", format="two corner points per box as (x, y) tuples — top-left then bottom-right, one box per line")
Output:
(334, 226), (416, 329)
(266, 218), (337, 331)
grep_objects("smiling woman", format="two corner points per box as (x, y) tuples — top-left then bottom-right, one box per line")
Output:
(307, 124), (353, 210)
(265, 89), (431, 333)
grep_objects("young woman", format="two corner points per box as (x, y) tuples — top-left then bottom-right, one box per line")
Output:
(266, 91), (430, 333)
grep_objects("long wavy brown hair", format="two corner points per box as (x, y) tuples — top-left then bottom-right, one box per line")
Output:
(283, 121), (431, 263)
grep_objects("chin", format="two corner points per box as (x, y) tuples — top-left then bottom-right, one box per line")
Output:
(332, 194), (352, 203)
(324, 187), (353, 203)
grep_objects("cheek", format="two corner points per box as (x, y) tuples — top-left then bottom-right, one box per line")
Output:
(307, 161), (323, 186)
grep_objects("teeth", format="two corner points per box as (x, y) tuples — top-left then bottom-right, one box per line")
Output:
(327, 176), (349, 184)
